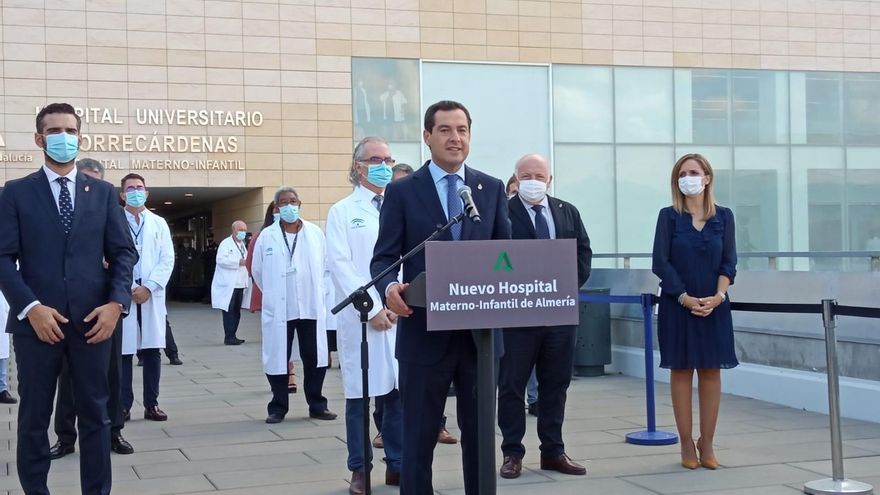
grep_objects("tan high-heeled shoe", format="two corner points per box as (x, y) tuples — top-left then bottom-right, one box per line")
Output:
(681, 440), (699, 470)
(697, 438), (719, 469)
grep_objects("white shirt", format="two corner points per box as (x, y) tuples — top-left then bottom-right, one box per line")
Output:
(18, 166), (79, 319)
(284, 231), (316, 321)
(519, 195), (557, 240)
(42, 164), (77, 213)
(233, 240), (249, 289)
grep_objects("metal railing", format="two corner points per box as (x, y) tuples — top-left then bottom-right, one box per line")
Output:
(594, 251), (880, 271)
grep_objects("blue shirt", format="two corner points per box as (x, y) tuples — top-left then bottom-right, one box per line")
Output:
(427, 160), (466, 219)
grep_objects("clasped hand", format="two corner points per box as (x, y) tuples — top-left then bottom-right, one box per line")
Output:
(682, 294), (722, 317)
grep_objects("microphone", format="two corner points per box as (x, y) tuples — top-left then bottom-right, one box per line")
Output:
(457, 185), (482, 224)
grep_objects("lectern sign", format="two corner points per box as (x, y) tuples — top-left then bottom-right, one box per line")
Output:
(424, 239), (579, 331)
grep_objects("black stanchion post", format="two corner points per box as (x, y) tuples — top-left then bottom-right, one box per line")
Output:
(352, 290), (374, 495)
(803, 299), (873, 495)
(476, 328), (496, 494)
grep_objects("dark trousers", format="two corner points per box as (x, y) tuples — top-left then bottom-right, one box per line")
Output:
(14, 326), (112, 495)
(398, 332), (478, 495)
(137, 318), (178, 360)
(497, 325), (576, 459)
(222, 288), (244, 342)
(121, 304), (162, 409)
(266, 319), (328, 416)
(374, 397), (447, 434)
(54, 319), (124, 445)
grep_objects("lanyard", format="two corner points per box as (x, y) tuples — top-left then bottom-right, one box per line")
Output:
(281, 223), (300, 266)
(128, 221), (144, 244)
(235, 240), (246, 259)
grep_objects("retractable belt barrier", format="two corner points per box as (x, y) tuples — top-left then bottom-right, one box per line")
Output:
(578, 292), (875, 495)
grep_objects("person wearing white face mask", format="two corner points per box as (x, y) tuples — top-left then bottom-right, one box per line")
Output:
(252, 186), (337, 424)
(498, 154), (592, 480)
(652, 153), (738, 471)
(212, 220), (250, 345)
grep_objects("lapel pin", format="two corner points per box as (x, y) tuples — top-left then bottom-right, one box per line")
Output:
(84, 186), (90, 192)
(477, 183), (482, 190)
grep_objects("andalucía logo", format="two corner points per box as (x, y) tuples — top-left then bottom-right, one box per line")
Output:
(494, 251), (513, 272)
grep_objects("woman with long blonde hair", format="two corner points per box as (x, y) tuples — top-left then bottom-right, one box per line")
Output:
(652, 153), (738, 470)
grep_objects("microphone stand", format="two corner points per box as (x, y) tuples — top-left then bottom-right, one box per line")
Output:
(331, 211), (465, 495)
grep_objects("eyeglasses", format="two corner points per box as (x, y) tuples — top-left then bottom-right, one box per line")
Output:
(359, 156), (396, 166)
(276, 199), (301, 207)
(125, 186), (146, 192)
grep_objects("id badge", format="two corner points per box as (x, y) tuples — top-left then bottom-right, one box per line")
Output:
(286, 263), (296, 274)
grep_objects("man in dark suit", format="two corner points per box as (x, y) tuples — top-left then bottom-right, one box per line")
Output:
(371, 100), (512, 494)
(51, 158), (134, 461)
(0, 103), (137, 495)
(497, 153), (592, 479)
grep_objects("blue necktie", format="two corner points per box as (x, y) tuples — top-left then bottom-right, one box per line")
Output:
(56, 177), (74, 236)
(533, 204), (550, 239)
(445, 174), (462, 240)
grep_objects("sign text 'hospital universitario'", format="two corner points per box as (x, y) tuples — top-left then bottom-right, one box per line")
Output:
(1, 106), (265, 171)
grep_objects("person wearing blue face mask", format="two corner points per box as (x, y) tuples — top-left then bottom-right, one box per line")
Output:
(326, 137), (402, 494)
(0, 103), (137, 495)
(211, 220), (250, 345)
(252, 187), (337, 425)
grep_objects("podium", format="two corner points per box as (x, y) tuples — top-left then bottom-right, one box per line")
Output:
(404, 238), (580, 494)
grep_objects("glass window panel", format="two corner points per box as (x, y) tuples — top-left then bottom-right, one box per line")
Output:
(792, 147), (844, 271)
(552, 65), (613, 143)
(421, 62), (551, 181)
(553, 144), (615, 267)
(351, 58), (421, 143)
(615, 68), (673, 143)
(844, 73), (880, 145)
(846, 148), (880, 271)
(733, 147), (789, 270)
(675, 69), (729, 144)
(732, 70), (788, 144)
(791, 72), (843, 145)
(616, 145), (675, 268)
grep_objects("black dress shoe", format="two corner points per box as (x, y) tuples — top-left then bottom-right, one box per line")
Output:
(144, 405), (168, 421)
(111, 434), (134, 454)
(49, 440), (75, 460)
(224, 339), (244, 346)
(265, 413), (284, 424)
(309, 409), (338, 421)
(168, 356), (183, 365)
(0, 390), (17, 404)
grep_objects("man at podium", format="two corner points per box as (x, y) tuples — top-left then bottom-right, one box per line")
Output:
(371, 100), (512, 495)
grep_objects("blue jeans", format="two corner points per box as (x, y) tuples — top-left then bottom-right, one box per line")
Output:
(346, 389), (402, 473)
(0, 358), (8, 391)
(527, 366), (538, 405)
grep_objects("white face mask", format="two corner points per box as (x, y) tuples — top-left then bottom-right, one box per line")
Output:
(518, 179), (548, 204)
(678, 176), (705, 196)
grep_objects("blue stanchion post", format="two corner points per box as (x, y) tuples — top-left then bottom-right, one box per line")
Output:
(625, 293), (678, 446)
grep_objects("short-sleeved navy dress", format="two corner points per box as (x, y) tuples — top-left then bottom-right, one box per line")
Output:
(652, 206), (739, 370)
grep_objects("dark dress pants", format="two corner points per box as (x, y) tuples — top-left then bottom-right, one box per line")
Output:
(266, 319), (328, 416)
(164, 318), (178, 358)
(398, 331), (479, 495)
(121, 304), (162, 410)
(14, 325), (112, 495)
(497, 325), (576, 459)
(222, 288), (244, 342)
(55, 319), (125, 444)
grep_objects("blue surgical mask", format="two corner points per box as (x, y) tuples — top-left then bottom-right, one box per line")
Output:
(125, 190), (147, 208)
(235, 231), (247, 241)
(279, 204), (300, 223)
(44, 132), (79, 164)
(366, 164), (393, 188)
(273, 212), (280, 222)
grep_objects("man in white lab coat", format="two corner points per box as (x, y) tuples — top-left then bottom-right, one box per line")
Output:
(252, 186), (337, 424)
(0, 289), (16, 404)
(327, 137), (401, 494)
(118, 174), (175, 422)
(211, 220), (249, 345)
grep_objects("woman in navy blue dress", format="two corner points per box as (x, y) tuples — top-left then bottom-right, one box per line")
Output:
(652, 153), (738, 471)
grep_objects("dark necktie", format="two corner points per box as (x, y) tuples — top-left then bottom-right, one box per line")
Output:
(56, 177), (74, 236)
(445, 175), (462, 240)
(532, 204), (550, 239)
(372, 194), (383, 211)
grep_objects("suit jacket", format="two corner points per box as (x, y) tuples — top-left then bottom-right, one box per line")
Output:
(371, 162), (512, 365)
(0, 169), (137, 335)
(508, 194), (592, 288)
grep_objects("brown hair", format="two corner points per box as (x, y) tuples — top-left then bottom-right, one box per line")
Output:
(671, 153), (716, 220)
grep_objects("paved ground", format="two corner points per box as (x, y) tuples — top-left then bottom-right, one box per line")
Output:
(1, 302), (878, 494)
